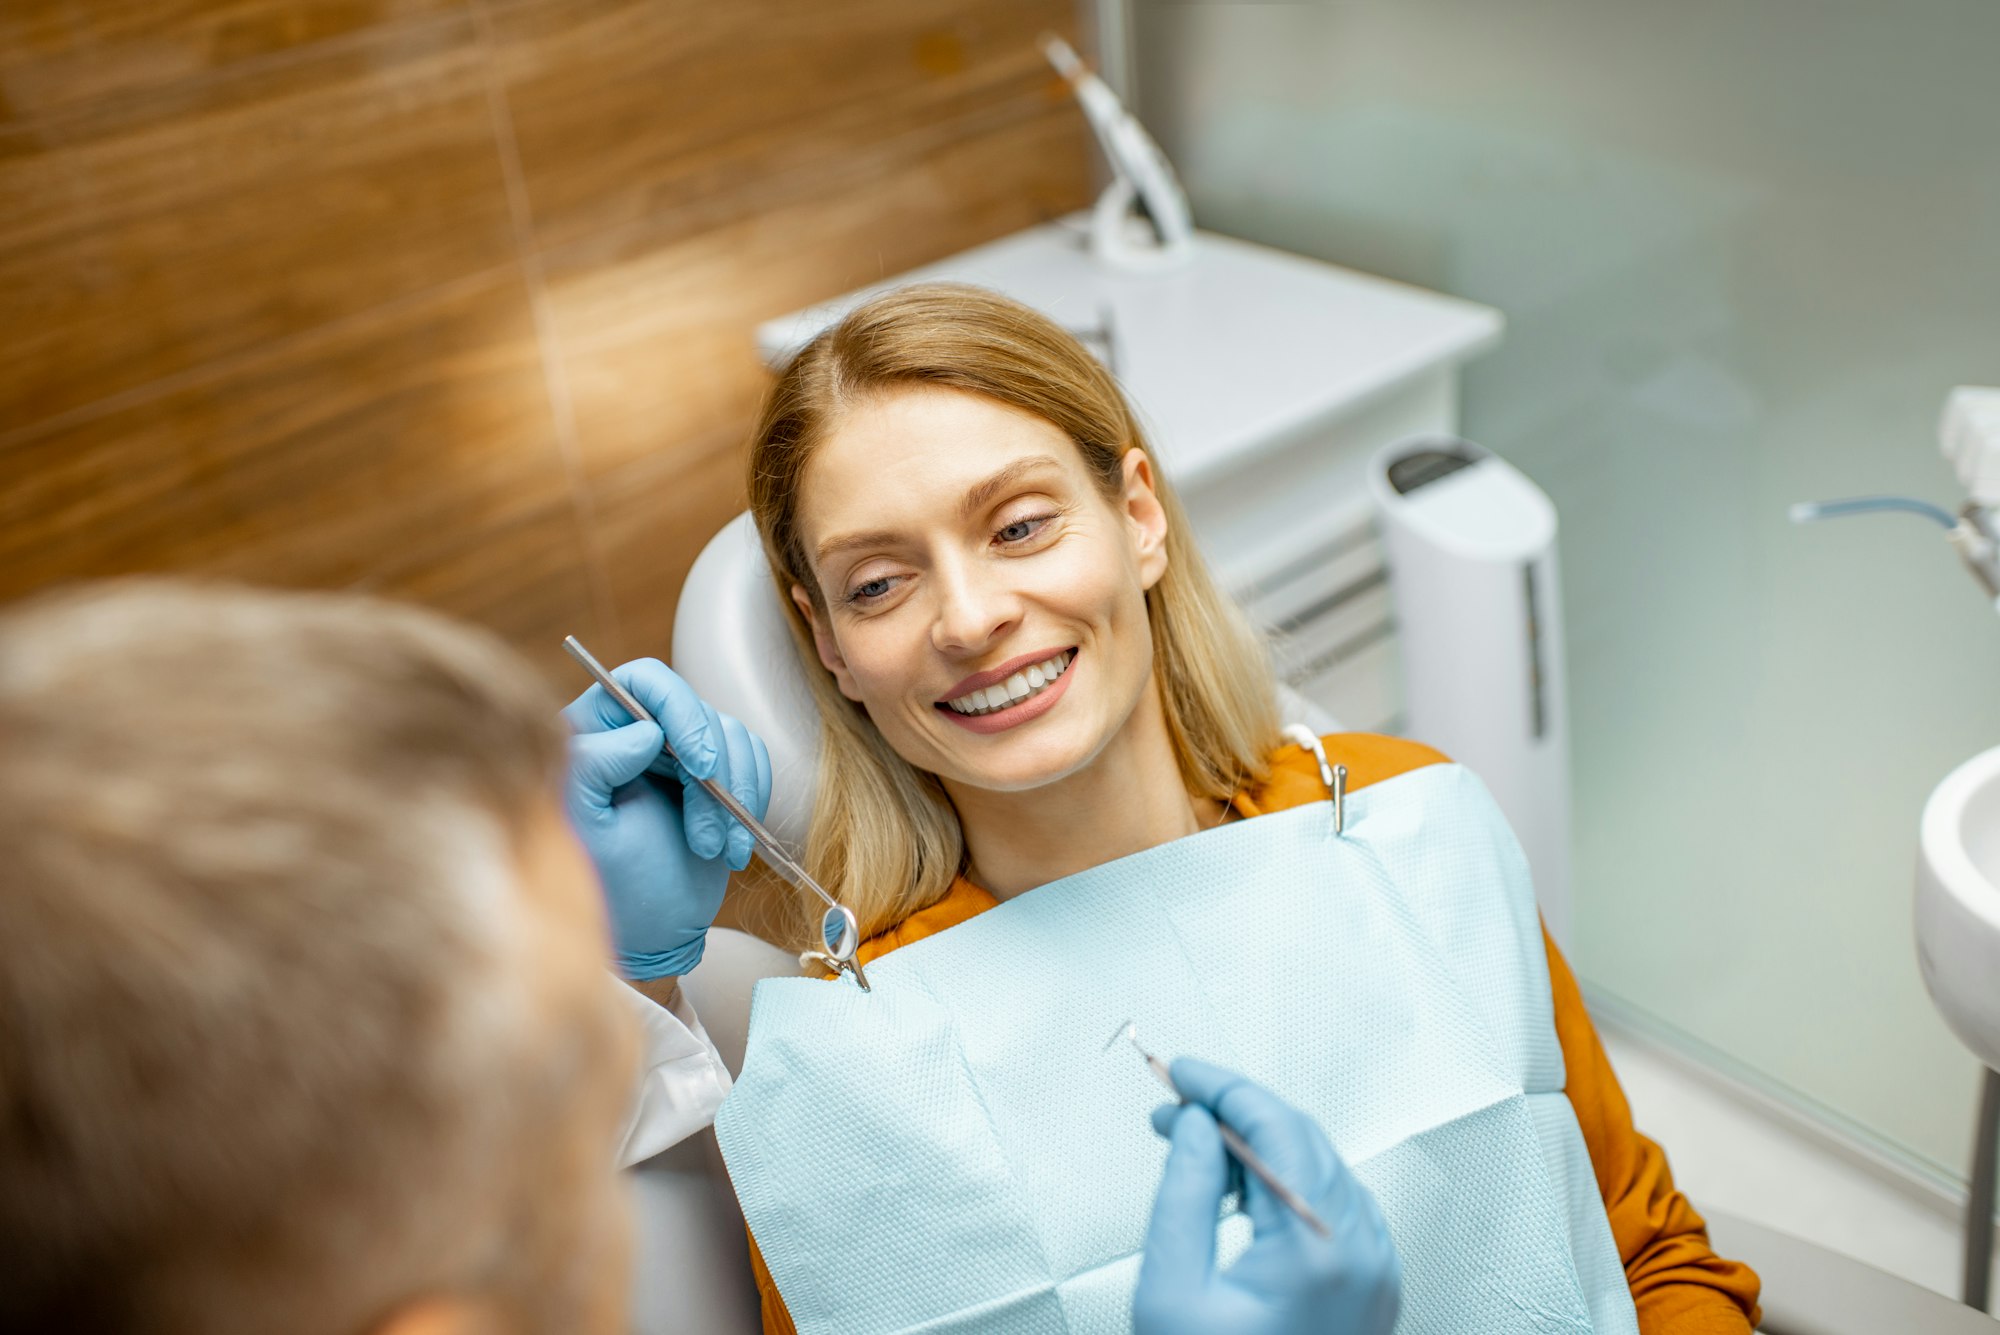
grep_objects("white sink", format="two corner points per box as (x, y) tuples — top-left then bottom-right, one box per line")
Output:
(1917, 744), (2000, 1071)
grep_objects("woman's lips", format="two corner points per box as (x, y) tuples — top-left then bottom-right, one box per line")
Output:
(937, 650), (1078, 735)
(937, 645), (1077, 703)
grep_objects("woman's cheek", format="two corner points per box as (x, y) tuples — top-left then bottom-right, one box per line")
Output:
(1037, 545), (1127, 623)
(842, 625), (925, 708)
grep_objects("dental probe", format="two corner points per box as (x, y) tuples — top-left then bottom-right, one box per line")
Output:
(1109, 1023), (1333, 1239)
(561, 636), (871, 989)
(564, 634), (831, 907)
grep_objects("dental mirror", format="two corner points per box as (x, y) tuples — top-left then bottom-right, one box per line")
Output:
(822, 903), (859, 958)
(818, 904), (871, 991)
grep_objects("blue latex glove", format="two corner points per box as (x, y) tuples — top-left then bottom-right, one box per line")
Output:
(1133, 1059), (1402, 1335)
(561, 658), (772, 980)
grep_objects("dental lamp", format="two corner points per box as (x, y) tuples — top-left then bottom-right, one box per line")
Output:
(1040, 34), (1194, 272)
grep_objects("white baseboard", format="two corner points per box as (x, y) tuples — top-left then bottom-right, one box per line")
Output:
(1583, 981), (1995, 1303)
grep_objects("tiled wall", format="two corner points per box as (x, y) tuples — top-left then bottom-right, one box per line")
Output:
(0, 1), (1090, 680)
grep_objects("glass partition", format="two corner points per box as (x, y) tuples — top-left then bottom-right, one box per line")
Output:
(1136, 0), (2000, 1178)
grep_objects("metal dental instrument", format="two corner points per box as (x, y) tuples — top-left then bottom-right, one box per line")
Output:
(562, 635), (869, 991)
(1108, 1023), (1332, 1239)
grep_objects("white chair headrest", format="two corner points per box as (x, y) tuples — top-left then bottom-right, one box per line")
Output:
(670, 513), (821, 858)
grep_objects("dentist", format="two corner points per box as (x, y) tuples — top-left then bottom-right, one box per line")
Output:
(566, 658), (1402, 1335)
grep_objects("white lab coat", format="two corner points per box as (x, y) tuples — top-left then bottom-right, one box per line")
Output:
(614, 979), (766, 1334)
(613, 979), (731, 1167)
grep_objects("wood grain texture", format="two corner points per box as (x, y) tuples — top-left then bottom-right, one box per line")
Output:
(0, 12), (515, 429)
(0, 0), (1091, 687)
(487, 0), (1079, 250)
(546, 107), (1090, 485)
(368, 495), (607, 684)
(588, 424), (746, 663)
(0, 0), (467, 123)
(553, 107), (1092, 658)
(0, 272), (577, 604)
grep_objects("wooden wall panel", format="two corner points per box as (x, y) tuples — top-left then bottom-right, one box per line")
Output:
(0, 2), (468, 123)
(589, 438), (744, 663)
(0, 0), (1091, 683)
(369, 498), (608, 683)
(552, 107), (1092, 660)
(488, 0), (1076, 250)
(0, 272), (574, 591)
(0, 15), (516, 426)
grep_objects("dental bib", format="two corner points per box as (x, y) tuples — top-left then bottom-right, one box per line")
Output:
(715, 764), (1639, 1334)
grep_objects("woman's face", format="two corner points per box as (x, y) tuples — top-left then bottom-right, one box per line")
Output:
(792, 385), (1170, 794)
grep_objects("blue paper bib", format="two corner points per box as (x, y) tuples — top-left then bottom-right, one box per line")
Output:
(717, 764), (1639, 1334)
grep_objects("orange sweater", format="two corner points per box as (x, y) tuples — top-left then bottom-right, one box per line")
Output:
(750, 734), (1762, 1333)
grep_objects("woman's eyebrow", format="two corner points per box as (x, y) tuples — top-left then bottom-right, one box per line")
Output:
(813, 455), (1068, 566)
(814, 528), (907, 566)
(957, 455), (1066, 521)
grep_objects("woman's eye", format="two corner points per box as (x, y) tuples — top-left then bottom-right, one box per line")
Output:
(996, 515), (1052, 545)
(846, 576), (895, 604)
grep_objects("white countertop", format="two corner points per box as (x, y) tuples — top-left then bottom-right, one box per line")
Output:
(757, 216), (1503, 487)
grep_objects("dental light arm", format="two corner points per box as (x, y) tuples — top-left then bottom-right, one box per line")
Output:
(1791, 387), (2000, 613)
(1040, 34), (1194, 271)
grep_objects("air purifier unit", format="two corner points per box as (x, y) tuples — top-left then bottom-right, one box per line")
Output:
(1369, 437), (1574, 946)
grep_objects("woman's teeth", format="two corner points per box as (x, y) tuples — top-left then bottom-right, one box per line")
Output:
(944, 651), (1073, 716)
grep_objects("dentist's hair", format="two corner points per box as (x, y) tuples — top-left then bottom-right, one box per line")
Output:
(747, 283), (1280, 947)
(0, 580), (630, 1335)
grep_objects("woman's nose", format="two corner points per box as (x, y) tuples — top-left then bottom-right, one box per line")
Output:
(930, 559), (1021, 655)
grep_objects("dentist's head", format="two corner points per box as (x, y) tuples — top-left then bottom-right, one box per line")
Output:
(749, 284), (1279, 943)
(0, 582), (636, 1335)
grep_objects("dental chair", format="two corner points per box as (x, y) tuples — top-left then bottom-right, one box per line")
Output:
(626, 513), (1997, 1335)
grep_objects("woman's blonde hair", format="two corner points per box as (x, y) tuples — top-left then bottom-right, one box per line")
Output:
(748, 283), (1280, 947)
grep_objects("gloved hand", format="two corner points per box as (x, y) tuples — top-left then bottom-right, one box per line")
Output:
(1133, 1059), (1402, 1335)
(562, 658), (771, 980)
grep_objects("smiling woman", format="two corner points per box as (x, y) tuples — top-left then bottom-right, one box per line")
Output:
(734, 283), (1761, 1335)
(747, 283), (1282, 942)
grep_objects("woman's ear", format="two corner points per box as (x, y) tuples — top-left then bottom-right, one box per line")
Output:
(791, 584), (864, 702)
(1119, 448), (1171, 590)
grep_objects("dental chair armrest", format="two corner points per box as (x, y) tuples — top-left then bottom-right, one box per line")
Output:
(681, 925), (802, 1076)
(1701, 1207), (1998, 1334)
(628, 1128), (761, 1335)
(626, 929), (799, 1335)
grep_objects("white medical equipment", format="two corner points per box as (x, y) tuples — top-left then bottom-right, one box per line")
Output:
(1039, 35), (1193, 271)
(1917, 744), (2000, 1311)
(1368, 438), (1573, 946)
(1943, 387), (2000, 507)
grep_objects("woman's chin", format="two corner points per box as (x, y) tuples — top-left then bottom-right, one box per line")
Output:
(927, 720), (1109, 795)
(947, 756), (1092, 795)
